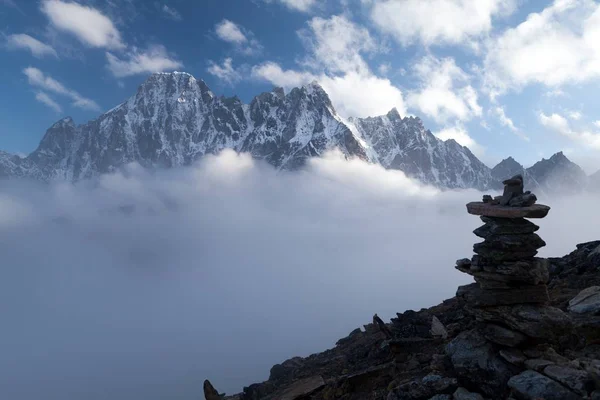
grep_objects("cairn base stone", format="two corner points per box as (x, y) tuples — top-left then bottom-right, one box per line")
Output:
(457, 283), (549, 307)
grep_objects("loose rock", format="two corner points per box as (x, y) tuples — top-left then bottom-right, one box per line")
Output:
(568, 286), (600, 315)
(543, 364), (593, 396)
(508, 370), (581, 400)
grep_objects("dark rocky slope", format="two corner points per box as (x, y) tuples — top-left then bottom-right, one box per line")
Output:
(207, 192), (600, 399)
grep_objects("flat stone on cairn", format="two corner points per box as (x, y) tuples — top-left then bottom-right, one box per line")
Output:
(454, 174), (572, 345)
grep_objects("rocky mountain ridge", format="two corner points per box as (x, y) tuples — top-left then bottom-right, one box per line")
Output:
(1, 72), (598, 191)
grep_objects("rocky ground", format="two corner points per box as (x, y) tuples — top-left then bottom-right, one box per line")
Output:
(204, 185), (600, 400)
(202, 239), (600, 400)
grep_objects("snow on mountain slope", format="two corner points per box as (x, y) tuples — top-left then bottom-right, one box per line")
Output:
(14, 72), (368, 181)
(525, 151), (588, 194)
(349, 109), (496, 190)
(1, 71), (556, 191)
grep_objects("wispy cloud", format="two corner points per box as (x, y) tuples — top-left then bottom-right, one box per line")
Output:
(540, 111), (600, 149)
(106, 45), (183, 78)
(161, 4), (182, 21)
(263, 0), (317, 13)
(207, 58), (241, 84)
(6, 34), (58, 58)
(23, 67), (100, 111)
(34, 91), (62, 113)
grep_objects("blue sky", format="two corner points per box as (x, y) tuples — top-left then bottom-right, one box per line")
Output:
(2, 0), (600, 173)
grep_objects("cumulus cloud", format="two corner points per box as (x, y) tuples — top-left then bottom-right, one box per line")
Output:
(539, 111), (600, 149)
(106, 45), (183, 78)
(6, 34), (58, 58)
(34, 91), (62, 113)
(484, 0), (600, 95)
(207, 58), (241, 84)
(41, 0), (125, 50)
(0, 150), (596, 400)
(252, 61), (316, 88)
(252, 15), (406, 118)
(568, 110), (583, 120)
(300, 15), (378, 75)
(370, 0), (516, 47)
(407, 55), (482, 123)
(23, 67), (100, 111)
(214, 19), (262, 55)
(215, 19), (247, 44)
(435, 124), (485, 158)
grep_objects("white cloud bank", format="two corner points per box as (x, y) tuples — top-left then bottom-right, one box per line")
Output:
(1, 150), (597, 399)
(370, 0), (516, 47)
(407, 55), (482, 124)
(252, 15), (406, 118)
(485, 0), (600, 95)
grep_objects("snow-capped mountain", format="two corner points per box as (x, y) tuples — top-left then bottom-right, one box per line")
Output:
(0, 71), (593, 192)
(349, 109), (495, 190)
(525, 151), (588, 194)
(12, 72), (367, 181)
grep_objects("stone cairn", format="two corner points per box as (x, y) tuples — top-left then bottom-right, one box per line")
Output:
(455, 174), (572, 348)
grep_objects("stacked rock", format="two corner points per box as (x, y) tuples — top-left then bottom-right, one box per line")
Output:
(455, 174), (572, 346)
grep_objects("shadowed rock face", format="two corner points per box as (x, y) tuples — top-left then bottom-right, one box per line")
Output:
(210, 239), (600, 400)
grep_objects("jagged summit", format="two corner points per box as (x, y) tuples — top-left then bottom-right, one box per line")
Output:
(1, 72), (595, 191)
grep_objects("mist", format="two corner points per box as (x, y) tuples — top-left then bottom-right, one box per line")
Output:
(1, 150), (597, 399)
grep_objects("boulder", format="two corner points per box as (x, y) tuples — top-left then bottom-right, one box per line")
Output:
(568, 286), (600, 315)
(203, 380), (222, 400)
(389, 374), (458, 400)
(269, 357), (304, 382)
(483, 323), (528, 347)
(452, 387), (485, 400)
(523, 359), (554, 372)
(466, 202), (550, 219)
(446, 330), (516, 397)
(276, 376), (325, 400)
(469, 304), (572, 341)
(508, 370), (581, 400)
(431, 316), (449, 339)
(508, 192), (537, 207)
(543, 365), (593, 396)
(499, 349), (526, 366)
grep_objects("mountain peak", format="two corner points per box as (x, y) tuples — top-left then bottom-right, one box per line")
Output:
(50, 116), (75, 128)
(386, 108), (402, 120)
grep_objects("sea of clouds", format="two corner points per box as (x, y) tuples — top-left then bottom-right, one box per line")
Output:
(1, 150), (597, 399)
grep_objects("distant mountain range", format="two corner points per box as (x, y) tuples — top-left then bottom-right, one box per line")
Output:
(1, 71), (598, 193)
